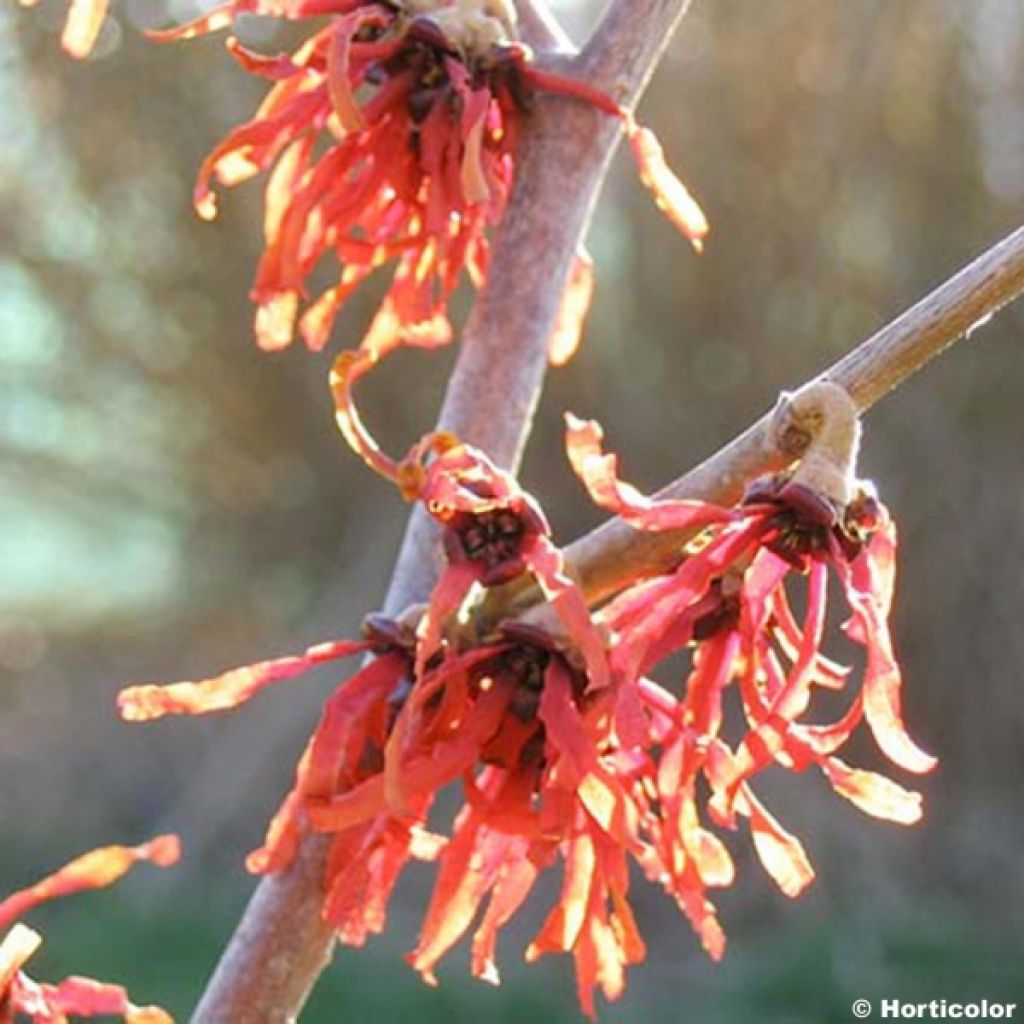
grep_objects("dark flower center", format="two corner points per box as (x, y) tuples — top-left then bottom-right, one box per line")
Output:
(457, 508), (526, 569)
(501, 642), (549, 721)
(764, 508), (833, 563)
(745, 478), (878, 566)
(470, 638), (589, 772)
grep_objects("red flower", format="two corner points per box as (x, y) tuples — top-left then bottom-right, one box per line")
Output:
(117, 411), (937, 1014)
(568, 413), (935, 951)
(0, 838), (180, 1024)
(118, 615), (642, 1013)
(148, 0), (707, 358)
(117, 436), (651, 1013)
(306, 628), (645, 1017)
(406, 438), (608, 688)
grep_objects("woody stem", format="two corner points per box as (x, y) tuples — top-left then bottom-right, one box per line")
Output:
(514, 0), (573, 52)
(779, 382), (860, 507)
(488, 219), (1024, 628)
(191, 1), (698, 1021)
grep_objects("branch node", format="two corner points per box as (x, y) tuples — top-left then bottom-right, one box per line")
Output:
(772, 380), (861, 507)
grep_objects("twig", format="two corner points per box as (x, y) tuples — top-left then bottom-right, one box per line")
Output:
(578, 0), (696, 98)
(514, 0), (573, 52)
(488, 220), (1024, 627)
(191, 1), (698, 1020)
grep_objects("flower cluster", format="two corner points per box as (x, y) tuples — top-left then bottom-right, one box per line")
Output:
(117, 410), (933, 1016)
(0, 837), (180, 1023)
(568, 415), (934, 959)
(143, 0), (707, 365)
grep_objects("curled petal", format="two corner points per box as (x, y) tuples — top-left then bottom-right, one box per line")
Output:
(548, 249), (595, 367)
(565, 414), (732, 532)
(145, 4), (241, 41)
(330, 348), (403, 485)
(517, 65), (622, 119)
(326, 9), (387, 133)
(516, 66), (710, 251)
(226, 37), (304, 80)
(822, 757), (923, 825)
(0, 837), (181, 933)
(845, 589), (937, 774)
(526, 536), (609, 690)
(118, 638), (366, 721)
(740, 790), (814, 898)
(61, 0), (110, 58)
(794, 694), (865, 756)
(626, 124), (709, 252)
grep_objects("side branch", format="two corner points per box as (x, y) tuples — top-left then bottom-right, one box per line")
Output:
(580, 0), (696, 99)
(496, 220), (1024, 620)
(514, 0), (573, 52)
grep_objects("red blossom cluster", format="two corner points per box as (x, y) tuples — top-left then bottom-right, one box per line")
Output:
(23, 0), (705, 398)
(567, 415), (934, 960)
(0, 838), (180, 1024)
(118, 415), (934, 1016)
(141, 0), (707, 370)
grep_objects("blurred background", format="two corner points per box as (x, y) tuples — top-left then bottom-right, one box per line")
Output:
(3, 0), (1024, 1020)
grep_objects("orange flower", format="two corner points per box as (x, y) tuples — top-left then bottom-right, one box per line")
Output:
(0, 838), (180, 1024)
(147, 0), (707, 359)
(116, 439), (638, 1013)
(116, 604), (640, 1013)
(306, 629), (644, 1016)
(568, 414), (935, 957)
